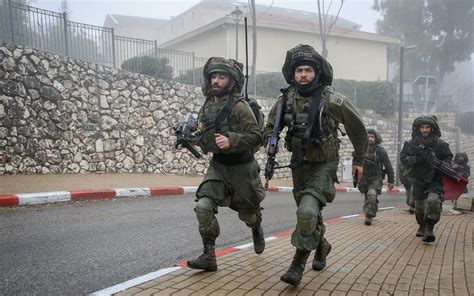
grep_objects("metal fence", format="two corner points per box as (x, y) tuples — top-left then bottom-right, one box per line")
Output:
(0, 1), (288, 96)
(0, 0), (219, 87)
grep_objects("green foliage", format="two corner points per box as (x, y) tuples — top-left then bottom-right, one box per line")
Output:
(254, 72), (286, 98)
(121, 55), (173, 80)
(175, 66), (203, 85)
(333, 79), (397, 117)
(373, 0), (473, 82)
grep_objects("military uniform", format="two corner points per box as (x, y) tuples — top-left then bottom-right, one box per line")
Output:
(400, 115), (453, 242)
(452, 152), (470, 193)
(263, 44), (367, 286)
(399, 162), (415, 213)
(187, 57), (265, 271)
(358, 129), (394, 225)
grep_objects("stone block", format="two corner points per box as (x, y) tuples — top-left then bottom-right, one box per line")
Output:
(455, 195), (473, 211)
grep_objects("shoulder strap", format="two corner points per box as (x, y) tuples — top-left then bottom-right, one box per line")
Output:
(290, 88), (322, 169)
(202, 96), (235, 133)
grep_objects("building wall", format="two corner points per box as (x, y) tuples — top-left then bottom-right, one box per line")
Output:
(168, 24), (390, 82)
(2, 42), (472, 190)
(165, 26), (230, 60)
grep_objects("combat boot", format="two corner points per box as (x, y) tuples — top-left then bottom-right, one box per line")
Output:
(416, 223), (425, 237)
(281, 249), (311, 286)
(252, 224), (265, 254)
(312, 237), (332, 270)
(187, 239), (217, 271)
(364, 216), (372, 225)
(422, 222), (436, 243)
(408, 206), (415, 214)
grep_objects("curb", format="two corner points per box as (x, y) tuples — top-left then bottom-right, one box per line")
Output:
(0, 186), (405, 207)
(91, 207), (395, 296)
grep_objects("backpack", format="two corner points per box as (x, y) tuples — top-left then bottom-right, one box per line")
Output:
(244, 97), (265, 132)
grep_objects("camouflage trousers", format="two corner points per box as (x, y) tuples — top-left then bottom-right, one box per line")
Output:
(290, 160), (339, 250)
(363, 188), (379, 218)
(401, 178), (414, 208)
(194, 159), (265, 241)
(412, 183), (443, 225)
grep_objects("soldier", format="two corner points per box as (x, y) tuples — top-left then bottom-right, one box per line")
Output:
(400, 115), (453, 243)
(264, 44), (367, 286)
(399, 163), (415, 214)
(358, 128), (395, 225)
(452, 152), (470, 193)
(187, 57), (266, 271)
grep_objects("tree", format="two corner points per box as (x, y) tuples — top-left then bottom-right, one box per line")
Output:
(373, 0), (473, 83)
(316, 0), (345, 58)
(121, 55), (173, 80)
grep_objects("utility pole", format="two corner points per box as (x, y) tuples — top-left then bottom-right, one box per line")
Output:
(396, 45), (416, 186)
(249, 0), (257, 95)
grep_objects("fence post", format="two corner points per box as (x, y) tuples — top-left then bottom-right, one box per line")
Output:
(192, 52), (196, 86)
(111, 27), (116, 68)
(7, 0), (15, 43)
(154, 40), (158, 58)
(62, 12), (69, 56)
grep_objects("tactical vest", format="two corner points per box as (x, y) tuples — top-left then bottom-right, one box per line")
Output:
(282, 86), (340, 162)
(363, 145), (384, 177)
(197, 95), (255, 164)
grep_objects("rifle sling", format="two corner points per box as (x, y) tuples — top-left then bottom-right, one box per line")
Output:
(202, 96), (235, 133)
(290, 88), (322, 169)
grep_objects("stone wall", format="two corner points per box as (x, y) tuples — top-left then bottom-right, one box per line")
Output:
(1, 42), (473, 189)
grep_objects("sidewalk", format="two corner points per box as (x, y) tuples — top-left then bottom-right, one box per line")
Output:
(101, 206), (473, 296)
(0, 173), (291, 195)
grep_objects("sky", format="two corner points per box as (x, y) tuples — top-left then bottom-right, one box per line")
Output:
(28, 0), (381, 33)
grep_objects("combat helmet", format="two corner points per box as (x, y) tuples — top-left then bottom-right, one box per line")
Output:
(281, 44), (333, 87)
(411, 115), (441, 137)
(367, 128), (382, 145)
(202, 57), (244, 97)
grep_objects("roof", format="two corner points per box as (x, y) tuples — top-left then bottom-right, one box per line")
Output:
(158, 15), (398, 48)
(104, 14), (167, 29)
(197, 0), (361, 31)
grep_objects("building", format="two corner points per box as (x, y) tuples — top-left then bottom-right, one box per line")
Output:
(104, 0), (398, 82)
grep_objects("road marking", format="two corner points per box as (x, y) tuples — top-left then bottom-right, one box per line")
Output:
(91, 266), (181, 296)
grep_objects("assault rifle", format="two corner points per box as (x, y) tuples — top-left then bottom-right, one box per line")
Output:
(264, 98), (285, 190)
(173, 114), (202, 159)
(405, 141), (466, 183)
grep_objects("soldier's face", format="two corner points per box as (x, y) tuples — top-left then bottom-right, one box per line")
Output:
(368, 134), (376, 145)
(294, 65), (316, 85)
(210, 72), (231, 96)
(419, 124), (432, 138)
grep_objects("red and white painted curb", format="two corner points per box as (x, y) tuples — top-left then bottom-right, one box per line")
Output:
(91, 207), (395, 296)
(0, 186), (405, 207)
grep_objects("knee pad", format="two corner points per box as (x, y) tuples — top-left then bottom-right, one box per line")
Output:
(426, 195), (441, 211)
(238, 212), (258, 226)
(296, 207), (317, 236)
(367, 188), (377, 197)
(195, 198), (215, 224)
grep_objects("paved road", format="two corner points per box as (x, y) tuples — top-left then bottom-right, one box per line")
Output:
(0, 192), (406, 294)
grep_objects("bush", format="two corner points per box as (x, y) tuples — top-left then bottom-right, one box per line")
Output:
(121, 56), (173, 80)
(255, 72), (286, 98)
(333, 79), (397, 117)
(248, 73), (398, 117)
(175, 67), (204, 86)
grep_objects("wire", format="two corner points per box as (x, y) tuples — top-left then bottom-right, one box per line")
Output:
(257, 0), (275, 20)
